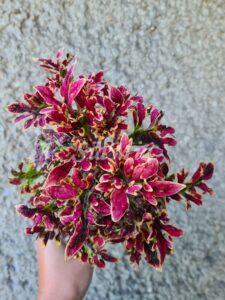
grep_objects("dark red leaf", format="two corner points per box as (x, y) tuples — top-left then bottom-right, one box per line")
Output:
(44, 160), (73, 188)
(65, 222), (87, 258)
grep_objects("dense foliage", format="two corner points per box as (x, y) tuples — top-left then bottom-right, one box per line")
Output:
(8, 50), (214, 270)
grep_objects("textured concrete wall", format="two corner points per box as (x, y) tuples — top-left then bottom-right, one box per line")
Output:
(1, 0), (225, 299)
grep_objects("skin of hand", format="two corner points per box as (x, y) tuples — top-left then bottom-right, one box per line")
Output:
(36, 238), (94, 300)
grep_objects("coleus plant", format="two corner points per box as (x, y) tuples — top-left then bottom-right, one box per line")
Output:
(8, 50), (214, 270)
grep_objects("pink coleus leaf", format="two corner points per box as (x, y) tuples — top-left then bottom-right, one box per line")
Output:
(160, 126), (175, 137)
(46, 110), (67, 124)
(44, 215), (55, 230)
(150, 107), (160, 125)
(157, 232), (172, 266)
(142, 191), (157, 206)
(140, 158), (158, 179)
(184, 192), (203, 206)
(65, 221), (87, 258)
(134, 146), (147, 160)
(161, 225), (183, 237)
(177, 168), (189, 183)
(191, 163), (204, 182)
(14, 113), (32, 122)
(24, 118), (35, 129)
(95, 182), (113, 193)
(56, 49), (63, 60)
(46, 183), (78, 200)
(72, 168), (87, 189)
(100, 251), (119, 263)
(104, 97), (114, 114)
(110, 86), (124, 104)
(131, 164), (145, 181)
(38, 115), (46, 126)
(124, 157), (134, 176)
(111, 189), (129, 222)
(68, 78), (86, 106)
(143, 183), (153, 192)
(137, 101), (146, 126)
(151, 181), (186, 197)
(93, 70), (104, 83)
(60, 64), (75, 98)
(113, 177), (123, 189)
(59, 206), (74, 225)
(91, 197), (111, 216)
(93, 236), (105, 247)
(119, 133), (132, 156)
(16, 204), (36, 218)
(79, 159), (92, 171)
(98, 158), (116, 173)
(162, 137), (177, 146)
(117, 122), (128, 130)
(35, 85), (60, 106)
(116, 99), (133, 115)
(198, 182), (214, 195)
(33, 195), (51, 206)
(99, 174), (114, 183)
(7, 102), (31, 113)
(44, 160), (73, 188)
(93, 255), (106, 268)
(202, 162), (214, 180)
(85, 209), (96, 224)
(127, 184), (142, 195)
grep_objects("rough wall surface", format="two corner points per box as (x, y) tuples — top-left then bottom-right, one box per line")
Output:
(0, 0), (225, 299)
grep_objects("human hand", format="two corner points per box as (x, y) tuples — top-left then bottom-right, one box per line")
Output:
(36, 238), (94, 300)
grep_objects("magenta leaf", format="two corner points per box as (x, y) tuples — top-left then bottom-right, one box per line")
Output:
(60, 64), (75, 98)
(124, 157), (134, 176)
(68, 78), (85, 105)
(35, 85), (60, 106)
(142, 191), (157, 206)
(127, 184), (142, 195)
(65, 222), (87, 258)
(72, 168), (87, 189)
(140, 158), (158, 179)
(46, 183), (78, 200)
(24, 118), (35, 129)
(137, 101), (146, 126)
(80, 159), (92, 171)
(93, 255), (106, 268)
(104, 97), (114, 113)
(151, 181), (186, 197)
(98, 158), (115, 173)
(91, 198), (111, 216)
(111, 189), (129, 222)
(120, 133), (131, 155)
(110, 86), (124, 104)
(95, 182), (113, 193)
(132, 164), (145, 181)
(44, 160), (73, 188)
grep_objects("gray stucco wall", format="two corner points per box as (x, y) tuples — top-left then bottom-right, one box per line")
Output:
(1, 1), (225, 299)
